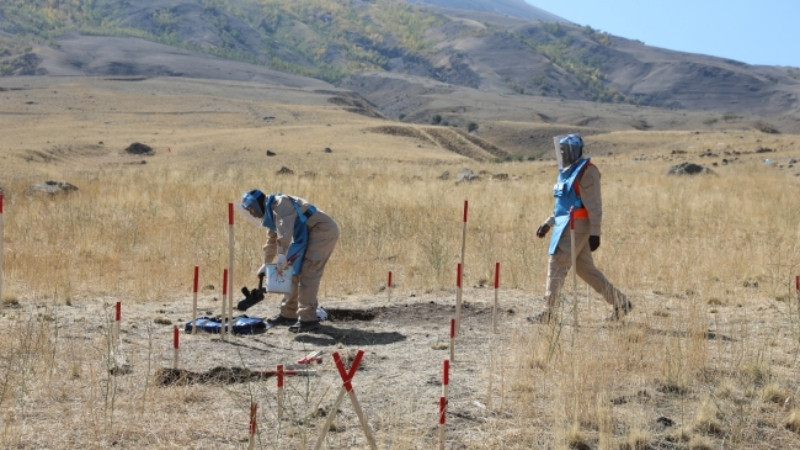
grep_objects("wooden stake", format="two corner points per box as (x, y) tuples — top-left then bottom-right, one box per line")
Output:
(248, 402), (258, 450)
(442, 359), (450, 399)
(114, 301), (121, 347)
(277, 364), (285, 420)
(221, 269), (228, 339)
(449, 318), (456, 363)
(172, 326), (179, 369)
(456, 200), (467, 333)
(228, 203), (235, 336)
(455, 263), (463, 333)
(0, 194), (4, 302)
(438, 396), (447, 450)
(315, 350), (376, 450)
(192, 266), (199, 335)
(493, 262), (500, 333)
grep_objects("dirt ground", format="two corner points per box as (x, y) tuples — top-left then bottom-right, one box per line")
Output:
(34, 285), (537, 448)
(6, 272), (800, 449)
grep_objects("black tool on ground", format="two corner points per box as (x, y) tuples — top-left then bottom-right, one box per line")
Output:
(237, 274), (266, 311)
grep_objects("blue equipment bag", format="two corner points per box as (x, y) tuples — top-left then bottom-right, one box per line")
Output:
(185, 316), (269, 335)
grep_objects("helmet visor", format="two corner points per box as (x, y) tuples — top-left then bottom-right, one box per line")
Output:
(554, 134), (583, 168)
(236, 202), (264, 227)
(553, 135), (569, 168)
(238, 190), (266, 227)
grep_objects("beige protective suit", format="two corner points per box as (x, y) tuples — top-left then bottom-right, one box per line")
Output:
(542, 164), (629, 315)
(262, 195), (339, 322)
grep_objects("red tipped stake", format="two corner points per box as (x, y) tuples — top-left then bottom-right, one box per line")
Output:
(227, 203), (235, 336)
(297, 350), (323, 365)
(172, 326), (179, 369)
(442, 359), (450, 398)
(456, 200), (468, 333)
(455, 263), (463, 333)
(192, 266), (199, 335)
(315, 350), (376, 450)
(449, 318), (456, 362)
(221, 269), (228, 338)
(0, 194), (3, 302)
(493, 262), (500, 333)
(438, 396), (447, 449)
(795, 275), (799, 292)
(0, 194), (3, 298)
(113, 301), (121, 347)
(248, 402), (258, 450)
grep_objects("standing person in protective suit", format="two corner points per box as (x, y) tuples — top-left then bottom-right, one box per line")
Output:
(532, 134), (632, 324)
(237, 190), (339, 333)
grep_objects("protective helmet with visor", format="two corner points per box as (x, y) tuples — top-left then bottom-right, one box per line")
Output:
(238, 189), (267, 227)
(553, 133), (584, 169)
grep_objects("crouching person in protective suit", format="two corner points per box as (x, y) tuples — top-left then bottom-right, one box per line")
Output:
(532, 134), (632, 324)
(238, 189), (339, 333)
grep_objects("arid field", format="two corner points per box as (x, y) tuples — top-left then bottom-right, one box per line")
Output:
(0, 76), (799, 449)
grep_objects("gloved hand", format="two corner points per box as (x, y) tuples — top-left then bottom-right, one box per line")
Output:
(536, 223), (550, 238)
(257, 263), (268, 277)
(589, 235), (600, 252)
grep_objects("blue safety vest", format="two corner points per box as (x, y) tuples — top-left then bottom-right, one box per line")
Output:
(549, 158), (590, 255)
(260, 194), (317, 273)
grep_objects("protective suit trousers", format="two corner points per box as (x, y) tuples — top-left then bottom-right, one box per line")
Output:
(280, 212), (339, 322)
(545, 229), (628, 313)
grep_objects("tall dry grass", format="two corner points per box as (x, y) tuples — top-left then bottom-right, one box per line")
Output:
(1, 75), (800, 448)
(2, 150), (799, 448)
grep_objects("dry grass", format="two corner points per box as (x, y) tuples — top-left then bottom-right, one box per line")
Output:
(0, 76), (799, 448)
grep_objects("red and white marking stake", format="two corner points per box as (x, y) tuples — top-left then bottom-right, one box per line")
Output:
(493, 262), (500, 333)
(449, 317), (456, 362)
(114, 301), (121, 347)
(438, 396), (447, 450)
(227, 203), (235, 336)
(314, 350), (376, 450)
(221, 269), (228, 339)
(248, 402), (258, 450)
(795, 275), (799, 293)
(192, 266), (199, 335)
(297, 350), (323, 365)
(455, 263), (463, 333)
(442, 359), (450, 398)
(0, 194), (4, 301)
(456, 200), (468, 333)
(172, 325), (179, 369)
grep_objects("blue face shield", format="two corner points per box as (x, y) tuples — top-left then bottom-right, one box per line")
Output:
(237, 189), (266, 227)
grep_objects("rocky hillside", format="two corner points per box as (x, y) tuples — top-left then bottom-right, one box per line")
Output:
(1, 0), (799, 133)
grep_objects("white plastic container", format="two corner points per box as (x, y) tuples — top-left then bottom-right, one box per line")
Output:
(265, 264), (293, 293)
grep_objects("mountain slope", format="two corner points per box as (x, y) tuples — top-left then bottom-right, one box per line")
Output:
(406, 0), (567, 22)
(1, 0), (798, 134)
